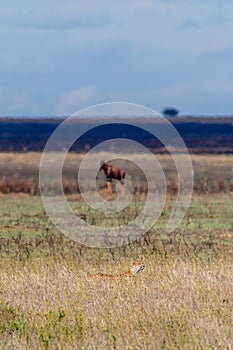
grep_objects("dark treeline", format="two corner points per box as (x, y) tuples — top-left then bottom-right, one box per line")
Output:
(0, 117), (232, 153)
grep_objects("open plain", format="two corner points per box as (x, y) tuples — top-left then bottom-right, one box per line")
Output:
(0, 153), (233, 349)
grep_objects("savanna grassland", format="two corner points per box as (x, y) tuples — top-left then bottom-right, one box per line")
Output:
(0, 153), (233, 349)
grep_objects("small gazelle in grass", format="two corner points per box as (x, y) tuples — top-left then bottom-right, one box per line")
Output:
(89, 261), (145, 280)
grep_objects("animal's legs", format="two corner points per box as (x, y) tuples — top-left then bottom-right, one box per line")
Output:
(107, 181), (112, 194)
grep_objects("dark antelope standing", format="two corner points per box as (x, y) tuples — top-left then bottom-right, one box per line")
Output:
(100, 161), (126, 194)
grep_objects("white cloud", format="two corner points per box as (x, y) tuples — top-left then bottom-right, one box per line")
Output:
(0, 87), (34, 116)
(56, 86), (101, 115)
(90, 80), (233, 115)
(0, 0), (233, 115)
(1, 0), (233, 56)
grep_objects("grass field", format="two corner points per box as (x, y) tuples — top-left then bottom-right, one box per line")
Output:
(0, 152), (232, 194)
(0, 153), (233, 349)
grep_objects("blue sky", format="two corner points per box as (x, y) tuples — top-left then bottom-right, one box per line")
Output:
(0, 0), (233, 116)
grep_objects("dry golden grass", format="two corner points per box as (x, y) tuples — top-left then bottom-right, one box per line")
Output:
(0, 191), (232, 349)
(1, 253), (233, 349)
(0, 153), (232, 348)
(0, 152), (232, 194)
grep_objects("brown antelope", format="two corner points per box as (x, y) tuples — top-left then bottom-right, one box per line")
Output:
(100, 161), (126, 194)
(89, 261), (145, 280)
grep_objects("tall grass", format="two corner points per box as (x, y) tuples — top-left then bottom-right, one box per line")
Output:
(0, 192), (232, 348)
(0, 153), (232, 194)
(1, 247), (233, 349)
(0, 152), (233, 348)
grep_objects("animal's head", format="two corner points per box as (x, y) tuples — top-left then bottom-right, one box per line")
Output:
(99, 160), (106, 170)
(130, 261), (145, 275)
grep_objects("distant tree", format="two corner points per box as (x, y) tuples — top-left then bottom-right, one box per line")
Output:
(162, 107), (180, 117)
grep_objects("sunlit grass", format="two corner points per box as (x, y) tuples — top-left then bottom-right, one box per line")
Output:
(0, 152), (233, 348)
(1, 250), (233, 349)
(0, 191), (233, 349)
(0, 153), (232, 194)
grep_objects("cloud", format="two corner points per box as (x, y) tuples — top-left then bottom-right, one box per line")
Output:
(1, 1), (233, 58)
(1, 1), (233, 56)
(56, 86), (101, 115)
(0, 87), (34, 116)
(100, 81), (233, 115)
(0, 0), (233, 115)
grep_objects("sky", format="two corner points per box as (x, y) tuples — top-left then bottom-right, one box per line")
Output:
(0, 0), (233, 116)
